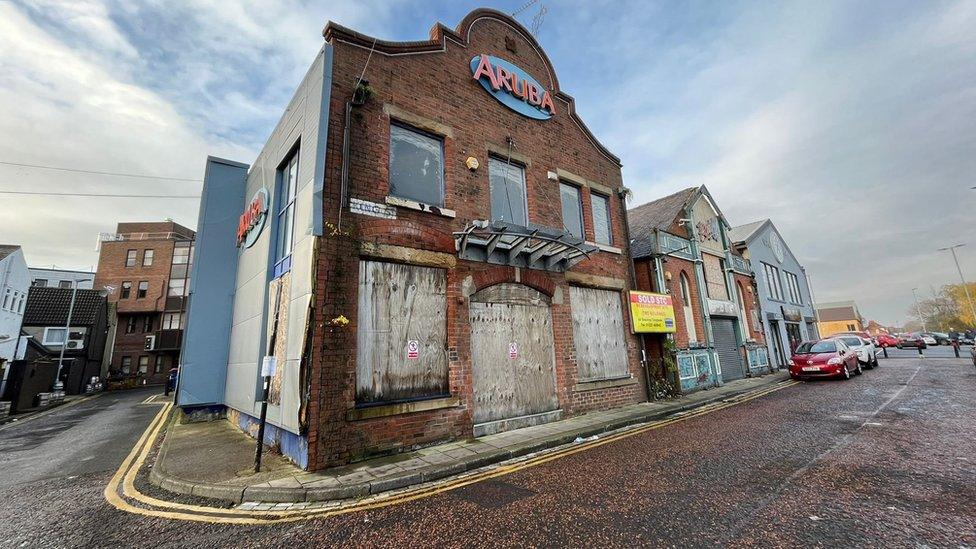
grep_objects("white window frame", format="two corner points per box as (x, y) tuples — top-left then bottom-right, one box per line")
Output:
(591, 192), (613, 246)
(143, 249), (154, 266)
(559, 182), (584, 239)
(488, 157), (528, 226)
(43, 327), (67, 345)
(388, 122), (445, 207)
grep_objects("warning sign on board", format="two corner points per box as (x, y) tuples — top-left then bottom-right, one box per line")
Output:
(508, 342), (518, 360)
(407, 340), (419, 359)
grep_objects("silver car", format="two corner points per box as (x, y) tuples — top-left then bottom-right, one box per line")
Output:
(833, 335), (879, 369)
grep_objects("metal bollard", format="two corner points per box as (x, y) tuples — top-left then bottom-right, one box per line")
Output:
(882, 345), (888, 359)
(918, 345), (925, 358)
(953, 341), (960, 358)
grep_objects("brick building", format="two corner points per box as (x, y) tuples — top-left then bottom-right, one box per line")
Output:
(179, 9), (645, 470)
(94, 221), (194, 385)
(629, 186), (767, 394)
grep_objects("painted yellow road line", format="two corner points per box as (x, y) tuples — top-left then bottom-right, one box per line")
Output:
(107, 379), (800, 524)
(0, 393), (101, 432)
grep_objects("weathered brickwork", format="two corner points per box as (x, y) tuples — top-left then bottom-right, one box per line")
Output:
(305, 10), (643, 469)
(732, 271), (765, 344)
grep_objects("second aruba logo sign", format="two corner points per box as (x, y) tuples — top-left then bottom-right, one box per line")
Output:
(470, 54), (555, 120)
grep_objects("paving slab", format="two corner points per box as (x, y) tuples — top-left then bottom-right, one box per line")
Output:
(149, 372), (790, 503)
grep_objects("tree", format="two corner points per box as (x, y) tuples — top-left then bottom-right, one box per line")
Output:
(908, 286), (965, 332)
(945, 282), (976, 329)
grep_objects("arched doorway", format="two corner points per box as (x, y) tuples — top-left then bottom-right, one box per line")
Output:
(469, 283), (559, 435)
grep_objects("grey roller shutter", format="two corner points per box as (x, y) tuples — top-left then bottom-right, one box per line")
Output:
(713, 318), (745, 382)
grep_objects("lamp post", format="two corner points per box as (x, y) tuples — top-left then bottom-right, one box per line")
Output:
(54, 278), (93, 392)
(911, 287), (926, 332)
(937, 244), (976, 328)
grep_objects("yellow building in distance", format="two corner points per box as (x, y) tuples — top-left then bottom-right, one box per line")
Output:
(816, 300), (864, 336)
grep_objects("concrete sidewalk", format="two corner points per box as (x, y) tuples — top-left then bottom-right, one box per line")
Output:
(150, 372), (790, 504)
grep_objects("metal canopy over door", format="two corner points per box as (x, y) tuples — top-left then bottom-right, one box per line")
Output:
(712, 317), (745, 382)
(469, 283), (559, 436)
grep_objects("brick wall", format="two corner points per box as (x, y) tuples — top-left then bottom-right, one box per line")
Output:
(306, 10), (643, 469)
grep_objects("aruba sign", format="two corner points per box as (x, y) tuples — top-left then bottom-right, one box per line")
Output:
(470, 54), (555, 120)
(237, 187), (268, 248)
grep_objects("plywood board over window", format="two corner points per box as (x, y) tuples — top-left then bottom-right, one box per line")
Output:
(570, 286), (629, 382)
(266, 272), (291, 406)
(357, 261), (449, 403)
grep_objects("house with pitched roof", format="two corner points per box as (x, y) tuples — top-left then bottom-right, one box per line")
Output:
(0, 245), (30, 395)
(629, 186), (767, 394)
(729, 219), (819, 368)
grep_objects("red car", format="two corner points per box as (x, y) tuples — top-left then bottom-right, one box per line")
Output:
(874, 334), (899, 348)
(789, 338), (862, 380)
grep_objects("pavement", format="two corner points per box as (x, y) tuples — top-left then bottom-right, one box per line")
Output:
(2, 357), (974, 547)
(150, 371), (792, 504)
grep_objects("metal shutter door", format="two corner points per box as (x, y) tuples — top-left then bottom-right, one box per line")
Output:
(713, 318), (745, 382)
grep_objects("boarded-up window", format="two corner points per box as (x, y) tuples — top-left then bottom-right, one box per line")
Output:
(570, 286), (629, 382)
(356, 261), (448, 403)
(702, 253), (729, 301)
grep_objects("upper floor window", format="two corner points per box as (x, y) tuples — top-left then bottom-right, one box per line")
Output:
(142, 315), (153, 333)
(143, 249), (154, 266)
(783, 271), (803, 304)
(762, 262), (783, 301)
(137, 281), (148, 299)
(32, 279), (47, 287)
(488, 158), (527, 226)
(168, 279), (185, 297)
(274, 148), (299, 277)
(125, 249), (137, 267)
(389, 123), (444, 206)
(559, 182), (583, 239)
(43, 327), (67, 345)
(2, 289), (10, 310)
(162, 312), (183, 330)
(701, 253), (729, 301)
(120, 281), (132, 299)
(172, 245), (189, 265)
(125, 317), (137, 334)
(58, 280), (72, 289)
(591, 193), (612, 245)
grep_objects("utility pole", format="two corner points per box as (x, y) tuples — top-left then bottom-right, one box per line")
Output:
(54, 278), (92, 392)
(911, 287), (926, 332)
(937, 244), (976, 328)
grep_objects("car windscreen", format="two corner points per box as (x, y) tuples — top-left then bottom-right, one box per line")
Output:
(796, 341), (836, 354)
(839, 337), (862, 346)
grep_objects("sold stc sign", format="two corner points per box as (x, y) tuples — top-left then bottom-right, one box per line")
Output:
(237, 188), (268, 248)
(628, 291), (677, 334)
(471, 54), (555, 120)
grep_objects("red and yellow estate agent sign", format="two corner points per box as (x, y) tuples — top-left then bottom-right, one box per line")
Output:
(629, 291), (677, 333)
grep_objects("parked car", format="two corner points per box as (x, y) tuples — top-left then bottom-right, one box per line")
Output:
(875, 334), (899, 348)
(897, 333), (927, 349)
(788, 339), (861, 380)
(833, 335), (878, 368)
(929, 332), (951, 345)
(918, 333), (939, 346)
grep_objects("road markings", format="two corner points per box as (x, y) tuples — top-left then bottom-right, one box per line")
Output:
(105, 379), (801, 524)
(0, 393), (101, 432)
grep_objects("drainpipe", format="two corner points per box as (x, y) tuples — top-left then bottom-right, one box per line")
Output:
(337, 101), (352, 231)
(620, 191), (652, 402)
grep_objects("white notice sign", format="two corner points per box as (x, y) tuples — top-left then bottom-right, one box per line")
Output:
(407, 340), (419, 359)
(261, 356), (277, 377)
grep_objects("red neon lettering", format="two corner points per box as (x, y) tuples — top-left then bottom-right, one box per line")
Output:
(495, 66), (513, 92)
(540, 91), (556, 114)
(526, 84), (541, 105)
(472, 55), (500, 90)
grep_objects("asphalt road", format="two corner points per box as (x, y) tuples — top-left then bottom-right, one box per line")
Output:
(882, 343), (972, 359)
(2, 359), (974, 547)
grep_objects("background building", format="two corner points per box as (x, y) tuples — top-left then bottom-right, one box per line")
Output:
(21, 286), (108, 394)
(730, 219), (819, 368)
(94, 221), (194, 385)
(29, 268), (95, 290)
(0, 245), (30, 395)
(630, 186), (767, 395)
(816, 301), (864, 336)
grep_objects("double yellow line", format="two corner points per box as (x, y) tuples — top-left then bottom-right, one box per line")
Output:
(105, 379), (800, 524)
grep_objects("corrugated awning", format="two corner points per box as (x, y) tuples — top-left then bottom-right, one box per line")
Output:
(454, 220), (598, 272)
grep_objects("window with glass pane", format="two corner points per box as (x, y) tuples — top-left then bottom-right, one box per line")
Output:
(58, 280), (72, 289)
(121, 356), (131, 373)
(163, 313), (182, 330)
(125, 317), (136, 334)
(44, 327), (67, 344)
(488, 158), (527, 225)
(389, 123), (444, 206)
(143, 316), (152, 333)
(172, 245), (189, 265)
(126, 249), (137, 267)
(138, 356), (149, 374)
(559, 183), (583, 238)
(168, 279), (185, 297)
(120, 281), (131, 299)
(33, 279), (47, 287)
(591, 193), (612, 245)
(275, 150), (299, 273)
(155, 356), (165, 373)
(137, 281), (148, 298)
(143, 249), (154, 266)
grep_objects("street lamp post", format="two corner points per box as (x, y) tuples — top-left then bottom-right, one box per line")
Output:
(911, 287), (926, 332)
(937, 244), (976, 328)
(54, 278), (93, 392)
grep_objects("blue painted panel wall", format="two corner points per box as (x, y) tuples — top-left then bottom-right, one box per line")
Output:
(177, 156), (248, 407)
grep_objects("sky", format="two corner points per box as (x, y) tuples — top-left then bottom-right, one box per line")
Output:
(1, 0), (974, 326)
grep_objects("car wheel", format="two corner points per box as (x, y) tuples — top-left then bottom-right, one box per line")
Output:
(842, 366), (852, 380)
(854, 363), (863, 375)
(872, 356), (879, 367)
(897, 344), (903, 349)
